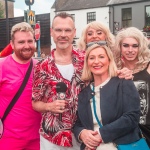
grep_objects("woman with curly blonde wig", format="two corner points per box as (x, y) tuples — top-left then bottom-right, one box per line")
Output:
(115, 26), (150, 147)
(115, 27), (150, 73)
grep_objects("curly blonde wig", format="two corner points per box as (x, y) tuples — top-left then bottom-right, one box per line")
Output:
(114, 27), (150, 73)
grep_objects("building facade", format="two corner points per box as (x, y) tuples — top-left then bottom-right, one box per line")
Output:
(108, 0), (150, 35)
(50, 0), (150, 48)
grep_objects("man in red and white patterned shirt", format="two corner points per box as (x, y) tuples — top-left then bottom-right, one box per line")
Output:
(32, 12), (85, 150)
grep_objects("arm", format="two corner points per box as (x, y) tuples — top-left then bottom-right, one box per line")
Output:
(100, 79), (140, 143)
(117, 67), (133, 80)
(32, 100), (67, 113)
(32, 61), (66, 114)
(73, 112), (101, 149)
(32, 101), (51, 113)
(73, 111), (86, 142)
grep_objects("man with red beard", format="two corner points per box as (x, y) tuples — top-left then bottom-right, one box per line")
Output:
(0, 22), (41, 150)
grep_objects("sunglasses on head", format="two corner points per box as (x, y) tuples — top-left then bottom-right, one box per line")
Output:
(122, 43), (139, 48)
(86, 41), (107, 48)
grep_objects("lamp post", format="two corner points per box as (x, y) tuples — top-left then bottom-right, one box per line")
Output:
(25, 0), (34, 10)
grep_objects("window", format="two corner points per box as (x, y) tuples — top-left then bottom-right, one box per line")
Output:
(122, 8), (132, 28)
(145, 6), (150, 25)
(71, 14), (75, 22)
(87, 12), (96, 24)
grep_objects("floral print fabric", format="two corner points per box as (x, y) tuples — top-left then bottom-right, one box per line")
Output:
(32, 48), (85, 147)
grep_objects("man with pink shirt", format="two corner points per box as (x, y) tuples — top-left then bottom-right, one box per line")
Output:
(0, 22), (41, 150)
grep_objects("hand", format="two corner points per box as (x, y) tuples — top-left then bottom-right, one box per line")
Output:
(45, 100), (67, 113)
(84, 146), (96, 150)
(80, 129), (102, 149)
(117, 67), (133, 80)
(85, 133), (102, 150)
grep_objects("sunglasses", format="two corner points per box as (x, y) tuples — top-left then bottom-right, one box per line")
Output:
(86, 41), (107, 48)
(122, 43), (139, 48)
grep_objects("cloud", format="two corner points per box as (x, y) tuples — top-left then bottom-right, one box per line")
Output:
(14, 0), (55, 16)
(31, 0), (54, 14)
(14, 8), (24, 17)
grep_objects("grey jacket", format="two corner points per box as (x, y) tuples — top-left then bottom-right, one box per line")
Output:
(73, 77), (141, 150)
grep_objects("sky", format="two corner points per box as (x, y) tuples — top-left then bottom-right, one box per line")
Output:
(14, 0), (55, 17)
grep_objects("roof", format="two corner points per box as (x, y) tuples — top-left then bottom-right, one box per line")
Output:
(52, 0), (110, 11)
(107, 0), (148, 5)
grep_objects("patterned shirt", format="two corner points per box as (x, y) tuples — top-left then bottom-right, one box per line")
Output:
(32, 48), (85, 147)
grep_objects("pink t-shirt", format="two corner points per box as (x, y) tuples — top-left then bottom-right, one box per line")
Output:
(0, 55), (41, 140)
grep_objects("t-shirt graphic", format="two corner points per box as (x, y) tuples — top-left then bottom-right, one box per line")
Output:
(134, 80), (149, 125)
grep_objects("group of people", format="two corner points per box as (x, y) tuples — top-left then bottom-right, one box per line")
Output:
(0, 11), (150, 150)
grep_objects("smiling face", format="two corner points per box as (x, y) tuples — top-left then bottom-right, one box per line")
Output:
(88, 47), (110, 79)
(121, 37), (139, 63)
(11, 31), (35, 62)
(86, 27), (106, 44)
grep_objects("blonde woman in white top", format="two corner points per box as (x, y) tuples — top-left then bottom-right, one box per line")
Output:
(73, 44), (140, 150)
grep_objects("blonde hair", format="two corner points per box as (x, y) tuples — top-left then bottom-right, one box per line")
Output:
(11, 22), (34, 42)
(115, 27), (150, 73)
(77, 21), (115, 51)
(81, 44), (117, 82)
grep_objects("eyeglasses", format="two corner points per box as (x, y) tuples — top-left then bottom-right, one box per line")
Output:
(122, 43), (139, 48)
(86, 41), (107, 48)
(52, 28), (75, 35)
